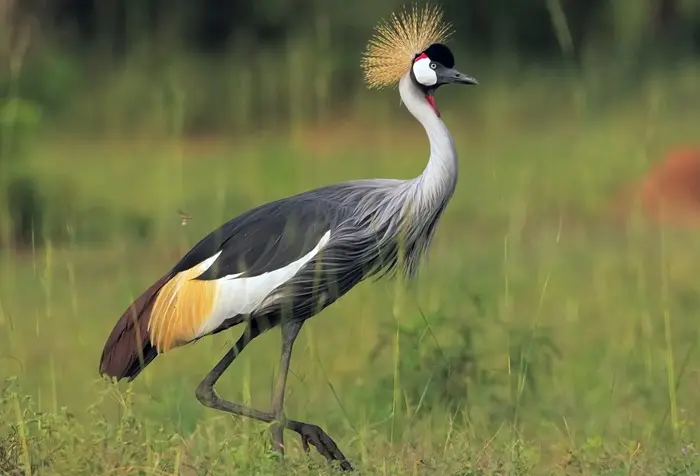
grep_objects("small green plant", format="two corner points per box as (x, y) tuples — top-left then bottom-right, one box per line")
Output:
(369, 294), (560, 429)
(5, 175), (43, 248)
(0, 97), (42, 161)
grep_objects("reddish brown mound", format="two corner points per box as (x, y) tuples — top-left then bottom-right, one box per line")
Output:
(632, 146), (700, 227)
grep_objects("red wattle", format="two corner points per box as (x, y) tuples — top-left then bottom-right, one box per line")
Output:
(425, 95), (440, 117)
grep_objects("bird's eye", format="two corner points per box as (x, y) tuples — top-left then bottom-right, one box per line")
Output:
(430, 63), (437, 70)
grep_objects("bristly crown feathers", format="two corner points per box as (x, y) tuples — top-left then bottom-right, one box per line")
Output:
(361, 3), (454, 90)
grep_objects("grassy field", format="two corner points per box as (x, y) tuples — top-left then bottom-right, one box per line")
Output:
(2, 64), (700, 475)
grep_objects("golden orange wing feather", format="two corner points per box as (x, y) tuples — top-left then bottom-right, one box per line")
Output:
(148, 261), (219, 353)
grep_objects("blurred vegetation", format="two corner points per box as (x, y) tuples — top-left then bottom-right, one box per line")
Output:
(2, 0), (700, 474)
(0, 0), (696, 250)
(1, 0), (699, 136)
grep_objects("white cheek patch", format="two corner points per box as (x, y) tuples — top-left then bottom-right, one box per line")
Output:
(412, 57), (437, 87)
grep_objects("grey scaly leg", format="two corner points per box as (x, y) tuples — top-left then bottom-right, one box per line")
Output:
(195, 320), (353, 471)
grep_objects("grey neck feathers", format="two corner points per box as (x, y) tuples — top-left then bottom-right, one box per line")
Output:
(384, 73), (458, 278)
(329, 73), (459, 281)
(398, 73), (458, 215)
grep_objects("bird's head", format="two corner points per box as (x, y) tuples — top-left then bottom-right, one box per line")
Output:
(361, 4), (478, 96)
(410, 42), (477, 115)
(411, 43), (478, 92)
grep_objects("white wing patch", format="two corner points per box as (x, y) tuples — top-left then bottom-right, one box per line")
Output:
(195, 230), (332, 337)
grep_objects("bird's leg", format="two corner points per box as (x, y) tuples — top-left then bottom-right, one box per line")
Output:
(195, 320), (353, 471)
(270, 320), (304, 454)
(195, 322), (276, 423)
(268, 322), (354, 471)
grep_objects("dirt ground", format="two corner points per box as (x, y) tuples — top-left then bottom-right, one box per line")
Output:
(611, 146), (700, 228)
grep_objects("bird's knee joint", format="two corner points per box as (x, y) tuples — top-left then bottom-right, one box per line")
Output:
(195, 382), (217, 407)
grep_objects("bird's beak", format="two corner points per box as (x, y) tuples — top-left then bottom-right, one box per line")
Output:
(440, 67), (478, 86)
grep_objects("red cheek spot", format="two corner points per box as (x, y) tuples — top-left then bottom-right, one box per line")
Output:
(425, 95), (440, 117)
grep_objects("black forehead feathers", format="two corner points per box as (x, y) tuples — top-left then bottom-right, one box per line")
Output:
(423, 43), (454, 69)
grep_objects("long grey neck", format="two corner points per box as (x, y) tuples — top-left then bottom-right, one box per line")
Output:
(398, 73), (458, 210)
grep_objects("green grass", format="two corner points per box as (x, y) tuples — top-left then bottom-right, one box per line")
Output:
(3, 70), (700, 475)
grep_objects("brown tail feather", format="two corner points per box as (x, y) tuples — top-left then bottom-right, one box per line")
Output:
(99, 273), (173, 381)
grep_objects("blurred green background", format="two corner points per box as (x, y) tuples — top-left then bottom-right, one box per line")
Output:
(2, 0), (700, 474)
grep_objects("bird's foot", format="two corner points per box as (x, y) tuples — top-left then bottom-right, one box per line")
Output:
(287, 420), (353, 472)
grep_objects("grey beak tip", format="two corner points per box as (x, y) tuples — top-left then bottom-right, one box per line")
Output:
(456, 73), (478, 85)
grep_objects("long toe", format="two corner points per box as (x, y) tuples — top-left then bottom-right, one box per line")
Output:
(290, 422), (354, 471)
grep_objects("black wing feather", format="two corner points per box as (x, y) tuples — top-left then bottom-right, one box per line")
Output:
(171, 196), (338, 280)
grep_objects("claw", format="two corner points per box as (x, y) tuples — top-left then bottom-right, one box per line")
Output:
(288, 421), (354, 471)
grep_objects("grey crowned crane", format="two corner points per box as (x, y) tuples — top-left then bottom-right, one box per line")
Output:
(99, 4), (477, 472)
